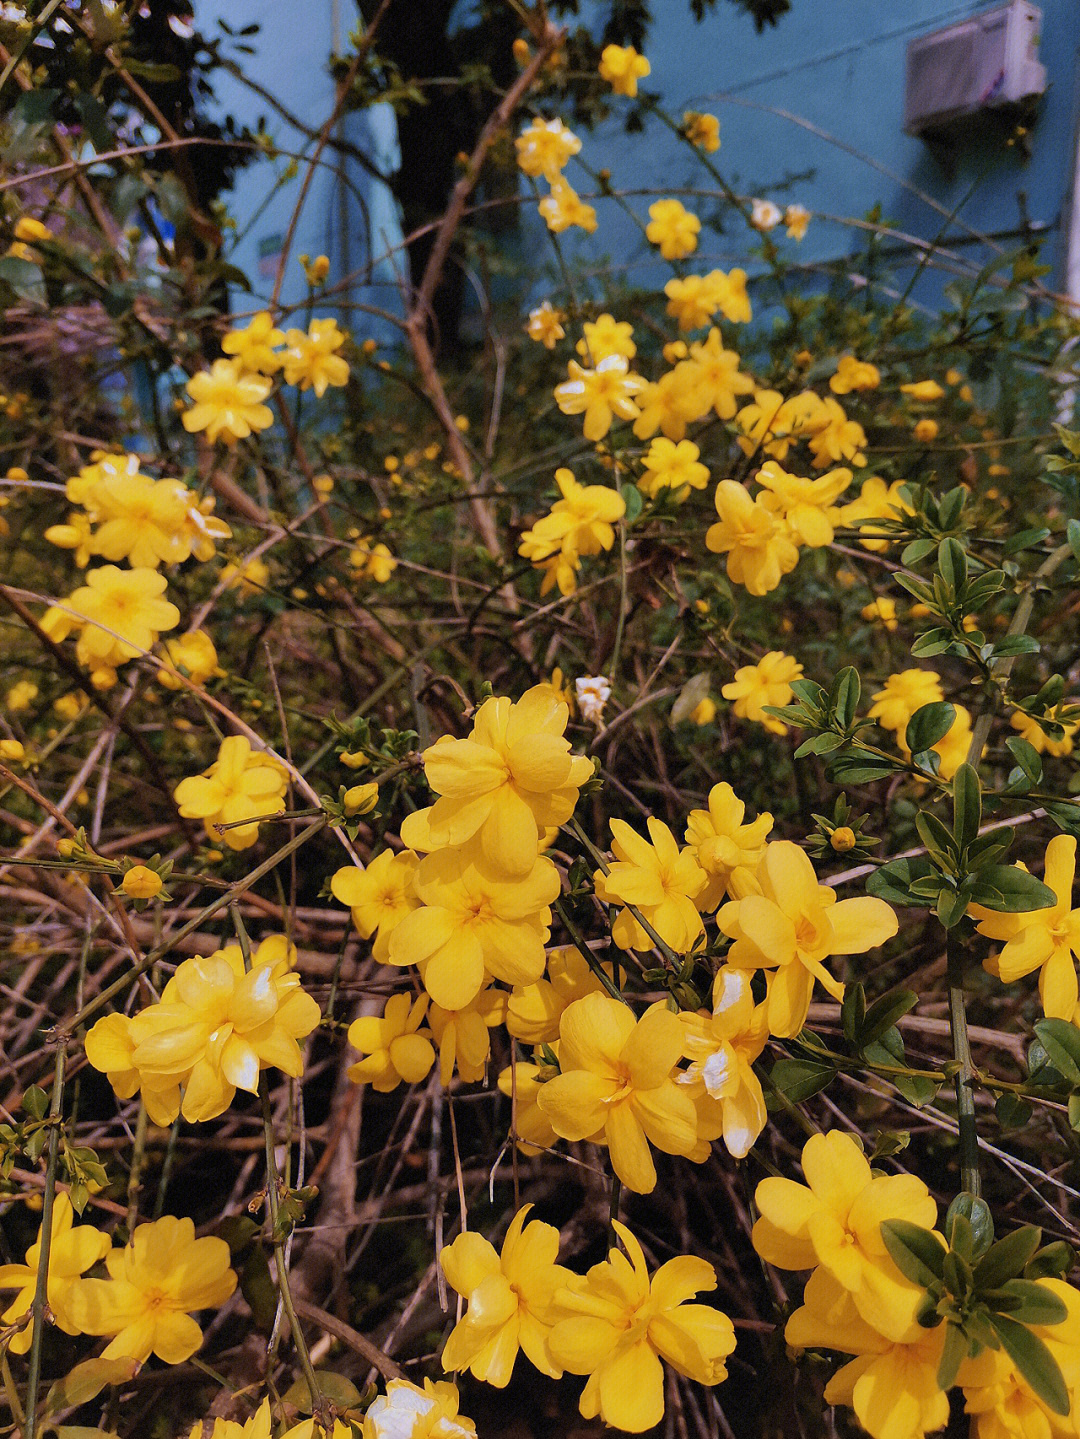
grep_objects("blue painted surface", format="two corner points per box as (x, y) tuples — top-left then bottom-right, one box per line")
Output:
(197, 0), (1080, 323)
(570, 0), (1080, 306)
(200, 1), (403, 341)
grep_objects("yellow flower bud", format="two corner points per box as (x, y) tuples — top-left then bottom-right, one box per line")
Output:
(830, 826), (856, 852)
(340, 750), (368, 770)
(343, 782), (379, 816)
(689, 697), (716, 726)
(57, 838), (75, 857)
(310, 254), (330, 281)
(914, 418), (938, 442)
(0, 738), (25, 761)
(122, 865), (163, 899)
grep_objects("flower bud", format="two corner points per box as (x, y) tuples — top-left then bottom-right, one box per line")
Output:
(343, 782), (379, 816)
(830, 826), (856, 853)
(122, 865), (163, 899)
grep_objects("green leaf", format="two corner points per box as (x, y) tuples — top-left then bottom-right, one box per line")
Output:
(1033, 1019), (1080, 1084)
(975, 1228), (1043, 1290)
(974, 866), (1056, 913)
(992, 1279), (1068, 1327)
(13, 88), (60, 125)
(911, 628), (954, 658)
(1067, 517), (1080, 564)
(988, 1313), (1070, 1415)
(621, 483), (644, 523)
(841, 983), (866, 1047)
(992, 635), (1040, 658)
(937, 886), (968, 929)
(0, 255), (45, 303)
(1026, 1242), (1074, 1281)
(952, 764), (981, 852)
(283, 1370), (363, 1414)
(901, 537), (938, 566)
(938, 537), (968, 595)
(1003, 526), (1051, 557)
(947, 1192), (994, 1260)
(766, 1058), (834, 1106)
(915, 810), (957, 866)
(22, 1084), (48, 1121)
(830, 667), (861, 729)
(859, 990), (919, 1049)
(794, 732), (846, 758)
(995, 1090), (1033, 1129)
(866, 856), (936, 907)
(905, 703), (956, 756)
(936, 1320), (968, 1391)
(45, 1358), (138, 1415)
(880, 1220), (946, 1286)
(1004, 736), (1043, 786)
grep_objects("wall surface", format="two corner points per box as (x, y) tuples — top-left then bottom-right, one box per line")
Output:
(199, 0), (403, 339)
(577, 0), (1080, 308)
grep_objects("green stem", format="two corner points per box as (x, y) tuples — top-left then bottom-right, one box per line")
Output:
(23, 1045), (66, 1439)
(258, 1077), (322, 1417)
(946, 930), (981, 1198)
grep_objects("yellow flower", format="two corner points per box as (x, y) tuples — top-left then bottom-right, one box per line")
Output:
(598, 44), (650, 96)
(861, 596), (899, 631)
(960, 1291), (1080, 1439)
(718, 842), (897, 1036)
(515, 117), (581, 179)
(678, 968), (769, 1158)
(683, 781), (773, 910)
(59, 565), (181, 690)
(363, 1378), (476, 1439)
(638, 437), (709, 499)
(690, 696), (716, 725)
(498, 1061), (559, 1154)
(386, 842), (560, 1009)
(537, 178), (597, 234)
(428, 985), (507, 1085)
(839, 474), (912, 551)
(92, 939), (320, 1123)
(576, 312), (636, 363)
(1010, 706), (1078, 757)
(974, 835), (1080, 1020)
(548, 1220), (735, 1431)
(681, 327), (755, 418)
(830, 355), (881, 395)
(683, 111), (720, 151)
(282, 317), (350, 396)
(914, 417), (939, 442)
(554, 354), (646, 441)
(900, 380), (944, 401)
(594, 817), (706, 954)
(122, 865), (162, 900)
(342, 781), (379, 814)
(187, 1398), (274, 1439)
(404, 686), (593, 876)
(5, 679), (38, 711)
(786, 1268), (949, 1439)
(182, 360), (274, 444)
(347, 992), (435, 1091)
(532, 666), (574, 714)
(0, 1193), (111, 1354)
(506, 945), (607, 1044)
(631, 370), (702, 441)
(753, 1130), (936, 1340)
(721, 651), (803, 735)
(221, 556), (270, 594)
(755, 460), (851, 547)
(706, 481), (800, 596)
(808, 396), (868, 469)
(349, 537), (397, 582)
(868, 669), (944, 737)
(525, 301), (565, 349)
(174, 735), (289, 850)
(159, 629), (223, 690)
(646, 199), (700, 260)
(0, 739), (25, 762)
(67, 1215), (236, 1365)
(440, 1204), (572, 1386)
(784, 203), (811, 240)
(537, 994), (698, 1193)
(735, 388), (824, 461)
(663, 272), (726, 331)
(331, 845), (418, 962)
(220, 311), (285, 374)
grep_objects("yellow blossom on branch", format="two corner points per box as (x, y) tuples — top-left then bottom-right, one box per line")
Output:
(282, 316), (350, 396)
(0, 1193), (110, 1354)
(598, 44), (650, 96)
(220, 311), (285, 375)
(594, 816), (706, 954)
(705, 481), (800, 596)
(722, 651), (803, 734)
(553, 354), (646, 441)
(182, 359), (273, 444)
(646, 199), (700, 260)
(173, 735), (290, 851)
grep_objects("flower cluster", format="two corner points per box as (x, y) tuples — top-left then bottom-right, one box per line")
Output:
(518, 466), (626, 594)
(84, 934), (321, 1123)
(439, 1206), (735, 1432)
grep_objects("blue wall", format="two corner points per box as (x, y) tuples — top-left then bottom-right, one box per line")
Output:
(572, 0), (1080, 308)
(201, 0), (403, 341)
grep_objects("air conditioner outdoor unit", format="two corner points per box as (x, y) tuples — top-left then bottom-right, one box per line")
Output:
(904, 1), (1047, 137)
